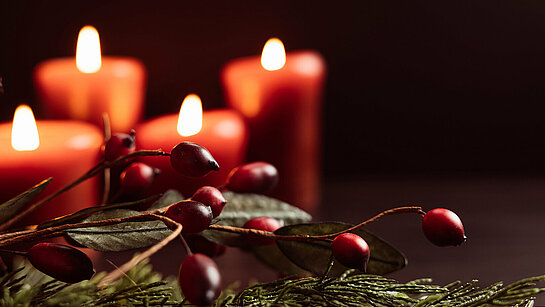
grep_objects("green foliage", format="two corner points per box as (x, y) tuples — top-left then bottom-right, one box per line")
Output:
(0, 178), (52, 225)
(1, 257), (543, 306)
(217, 271), (545, 307)
(275, 222), (406, 276)
(65, 209), (171, 252)
(0, 258), (182, 306)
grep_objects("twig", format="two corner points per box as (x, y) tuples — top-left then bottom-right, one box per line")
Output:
(208, 206), (424, 241)
(0, 150), (170, 232)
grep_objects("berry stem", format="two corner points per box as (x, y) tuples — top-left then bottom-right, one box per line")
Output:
(208, 206), (424, 242)
(179, 234), (193, 256)
(0, 149), (170, 232)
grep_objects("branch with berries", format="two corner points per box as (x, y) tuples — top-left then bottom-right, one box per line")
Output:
(0, 130), (543, 306)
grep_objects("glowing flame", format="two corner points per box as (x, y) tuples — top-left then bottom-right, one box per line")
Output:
(261, 38), (286, 71)
(76, 26), (102, 73)
(177, 94), (203, 137)
(11, 105), (39, 151)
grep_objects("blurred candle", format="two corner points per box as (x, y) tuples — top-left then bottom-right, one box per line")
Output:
(0, 105), (103, 225)
(136, 94), (248, 197)
(34, 25), (146, 133)
(221, 38), (326, 212)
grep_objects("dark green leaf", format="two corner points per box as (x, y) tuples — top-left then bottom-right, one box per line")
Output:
(147, 190), (184, 210)
(38, 194), (161, 230)
(201, 192), (312, 247)
(0, 178), (52, 225)
(65, 209), (170, 251)
(275, 222), (406, 276)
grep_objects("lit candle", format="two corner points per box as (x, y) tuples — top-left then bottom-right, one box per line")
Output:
(136, 94), (248, 197)
(221, 38), (326, 212)
(0, 105), (103, 225)
(34, 26), (146, 133)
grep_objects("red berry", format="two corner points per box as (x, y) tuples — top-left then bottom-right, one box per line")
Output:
(226, 162), (279, 194)
(164, 200), (213, 233)
(104, 130), (136, 162)
(28, 243), (94, 283)
(184, 234), (227, 258)
(179, 253), (221, 306)
(331, 233), (370, 271)
(191, 186), (227, 218)
(422, 208), (466, 247)
(243, 217), (282, 245)
(170, 142), (219, 177)
(119, 162), (159, 197)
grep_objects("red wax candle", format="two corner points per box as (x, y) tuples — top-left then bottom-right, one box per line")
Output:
(221, 38), (326, 212)
(0, 105), (103, 225)
(136, 94), (248, 197)
(33, 26), (146, 133)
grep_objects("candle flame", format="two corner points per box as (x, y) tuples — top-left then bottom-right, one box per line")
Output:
(177, 94), (203, 137)
(11, 105), (40, 151)
(76, 26), (102, 73)
(261, 38), (286, 71)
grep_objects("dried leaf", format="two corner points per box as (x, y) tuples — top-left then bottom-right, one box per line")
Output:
(275, 222), (406, 276)
(0, 178), (52, 225)
(38, 194), (161, 230)
(201, 192), (312, 247)
(65, 209), (170, 251)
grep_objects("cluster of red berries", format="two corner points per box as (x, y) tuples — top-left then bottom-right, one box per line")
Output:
(104, 131), (160, 202)
(15, 136), (468, 307)
(329, 208), (466, 271)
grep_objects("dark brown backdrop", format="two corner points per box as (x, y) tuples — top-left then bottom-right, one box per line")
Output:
(2, 1), (545, 177)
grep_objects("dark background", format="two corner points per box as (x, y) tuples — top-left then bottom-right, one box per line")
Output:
(3, 1), (545, 177)
(2, 1), (545, 301)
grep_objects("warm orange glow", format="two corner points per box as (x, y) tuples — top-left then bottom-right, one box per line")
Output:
(261, 38), (286, 71)
(11, 105), (40, 151)
(76, 26), (102, 73)
(177, 94), (203, 137)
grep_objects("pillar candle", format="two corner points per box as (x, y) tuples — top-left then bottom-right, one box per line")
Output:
(136, 94), (248, 197)
(0, 105), (103, 225)
(221, 38), (326, 212)
(33, 26), (146, 133)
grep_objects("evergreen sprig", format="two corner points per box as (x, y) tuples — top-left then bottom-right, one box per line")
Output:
(216, 271), (545, 307)
(0, 257), (543, 306)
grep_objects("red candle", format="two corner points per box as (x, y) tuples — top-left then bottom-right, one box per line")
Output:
(221, 38), (326, 212)
(136, 94), (248, 197)
(34, 26), (146, 133)
(0, 105), (103, 225)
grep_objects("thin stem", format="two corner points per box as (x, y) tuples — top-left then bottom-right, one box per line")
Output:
(311, 206), (423, 239)
(0, 150), (170, 232)
(209, 206), (423, 242)
(179, 234), (192, 256)
(0, 213), (160, 247)
(101, 113), (111, 205)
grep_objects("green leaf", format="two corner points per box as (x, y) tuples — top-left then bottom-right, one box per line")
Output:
(0, 178), (52, 225)
(38, 194), (161, 230)
(275, 222), (406, 277)
(201, 192), (312, 247)
(65, 209), (171, 251)
(147, 189), (184, 210)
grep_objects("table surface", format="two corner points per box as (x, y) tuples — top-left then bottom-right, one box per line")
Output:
(95, 173), (545, 305)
